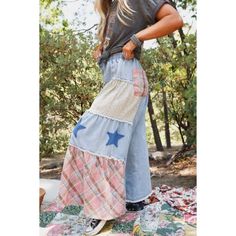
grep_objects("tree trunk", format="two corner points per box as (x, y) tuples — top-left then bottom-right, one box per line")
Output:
(162, 88), (171, 148)
(148, 94), (164, 151)
(177, 124), (186, 146)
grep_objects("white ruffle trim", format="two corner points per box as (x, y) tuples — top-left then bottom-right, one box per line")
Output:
(87, 109), (133, 125)
(69, 144), (125, 163)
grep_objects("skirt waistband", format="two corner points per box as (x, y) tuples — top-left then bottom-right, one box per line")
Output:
(98, 51), (140, 68)
(107, 52), (124, 61)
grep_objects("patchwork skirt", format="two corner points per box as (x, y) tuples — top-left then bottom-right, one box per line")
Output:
(55, 52), (152, 220)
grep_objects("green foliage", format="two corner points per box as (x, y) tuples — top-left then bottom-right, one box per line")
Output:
(40, 0), (102, 157)
(175, 0), (197, 10)
(40, 29), (102, 157)
(141, 30), (196, 146)
(40, 0), (63, 27)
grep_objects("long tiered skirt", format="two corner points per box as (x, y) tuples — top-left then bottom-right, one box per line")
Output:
(54, 52), (152, 220)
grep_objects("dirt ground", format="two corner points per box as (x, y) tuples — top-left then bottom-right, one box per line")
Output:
(40, 146), (196, 189)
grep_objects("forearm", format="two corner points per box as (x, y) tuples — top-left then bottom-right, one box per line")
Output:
(136, 14), (183, 41)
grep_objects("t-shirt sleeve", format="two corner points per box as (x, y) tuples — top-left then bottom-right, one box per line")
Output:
(136, 0), (172, 26)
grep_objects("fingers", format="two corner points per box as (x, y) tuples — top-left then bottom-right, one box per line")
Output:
(93, 43), (103, 61)
(122, 41), (136, 60)
(122, 50), (134, 60)
(93, 49), (101, 61)
(93, 43), (135, 61)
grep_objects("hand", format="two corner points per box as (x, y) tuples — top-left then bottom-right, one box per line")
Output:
(93, 44), (103, 61)
(122, 40), (137, 60)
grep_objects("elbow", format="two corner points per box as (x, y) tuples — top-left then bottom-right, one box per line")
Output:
(175, 14), (184, 29)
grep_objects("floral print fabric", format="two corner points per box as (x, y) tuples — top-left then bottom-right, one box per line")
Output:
(40, 185), (196, 236)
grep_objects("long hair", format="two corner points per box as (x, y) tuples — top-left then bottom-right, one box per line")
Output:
(94, 0), (135, 42)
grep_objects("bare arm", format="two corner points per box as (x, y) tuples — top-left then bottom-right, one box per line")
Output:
(136, 4), (183, 41)
(122, 4), (184, 60)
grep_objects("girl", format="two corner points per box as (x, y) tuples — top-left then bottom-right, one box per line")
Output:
(57, 0), (183, 235)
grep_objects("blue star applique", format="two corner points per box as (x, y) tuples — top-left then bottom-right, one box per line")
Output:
(73, 119), (86, 138)
(106, 130), (125, 148)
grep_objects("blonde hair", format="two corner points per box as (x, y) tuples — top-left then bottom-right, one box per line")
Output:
(94, 0), (135, 42)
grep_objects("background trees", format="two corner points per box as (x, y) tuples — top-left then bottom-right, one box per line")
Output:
(142, 0), (196, 152)
(142, 32), (196, 150)
(40, 0), (102, 156)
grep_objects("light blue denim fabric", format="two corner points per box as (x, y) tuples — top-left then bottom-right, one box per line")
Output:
(70, 52), (152, 203)
(103, 53), (152, 202)
(100, 52), (145, 85)
(124, 89), (152, 202)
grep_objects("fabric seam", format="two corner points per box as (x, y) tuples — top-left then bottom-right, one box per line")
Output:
(69, 143), (125, 163)
(87, 109), (133, 125)
(105, 77), (134, 85)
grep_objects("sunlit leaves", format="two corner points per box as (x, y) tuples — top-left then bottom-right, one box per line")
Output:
(141, 31), (196, 146)
(40, 2), (102, 156)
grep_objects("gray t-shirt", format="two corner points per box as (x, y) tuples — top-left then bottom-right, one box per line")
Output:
(101, 0), (171, 60)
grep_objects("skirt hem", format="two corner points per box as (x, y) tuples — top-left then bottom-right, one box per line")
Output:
(125, 190), (153, 203)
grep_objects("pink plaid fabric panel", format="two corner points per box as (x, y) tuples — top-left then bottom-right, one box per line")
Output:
(57, 145), (126, 220)
(132, 68), (149, 96)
